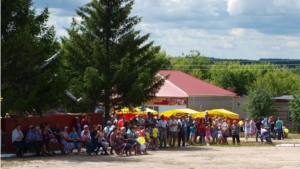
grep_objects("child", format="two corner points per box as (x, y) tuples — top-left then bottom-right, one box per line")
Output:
(205, 125), (211, 146)
(217, 127), (223, 144)
(145, 127), (152, 149)
(151, 127), (159, 150)
(81, 130), (92, 155)
(139, 126), (145, 137)
(81, 130), (89, 142)
(189, 124), (195, 145)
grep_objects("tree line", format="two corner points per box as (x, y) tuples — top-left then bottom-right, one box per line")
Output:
(165, 50), (300, 96)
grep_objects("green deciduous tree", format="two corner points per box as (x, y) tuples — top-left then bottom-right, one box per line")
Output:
(1, 0), (67, 116)
(244, 86), (275, 119)
(62, 0), (167, 120)
(209, 62), (279, 95)
(250, 69), (300, 96)
(290, 91), (300, 124)
(168, 50), (211, 80)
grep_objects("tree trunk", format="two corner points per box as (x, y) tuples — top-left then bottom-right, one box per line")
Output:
(104, 92), (111, 126)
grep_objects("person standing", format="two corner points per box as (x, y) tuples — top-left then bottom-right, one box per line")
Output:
(244, 119), (250, 142)
(12, 124), (27, 157)
(203, 111), (209, 125)
(73, 117), (82, 138)
(192, 118), (198, 143)
(221, 118), (230, 144)
(177, 116), (187, 147)
(268, 116), (275, 136)
(239, 119), (244, 138)
(250, 118), (256, 137)
(158, 115), (167, 148)
(198, 120), (206, 145)
(118, 116), (126, 128)
(212, 119), (219, 143)
(276, 117), (283, 140)
(231, 120), (240, 145)
(186, 114), (193, 142)
(168, 115), (178, 147)
(255, 119), (262, 142)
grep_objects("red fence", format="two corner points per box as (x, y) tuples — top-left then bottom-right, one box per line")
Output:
(1, 113), (103, 152)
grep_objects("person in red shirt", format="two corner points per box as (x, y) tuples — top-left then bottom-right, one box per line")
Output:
(118, 116), (126, 129)
(198, 118), (206, 145)
(81, 113), (88, 130)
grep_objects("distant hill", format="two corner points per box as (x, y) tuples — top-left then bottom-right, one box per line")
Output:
(208, 57), (300, 67)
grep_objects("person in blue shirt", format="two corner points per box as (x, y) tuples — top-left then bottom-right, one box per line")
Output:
(26, 125), (42, 156)
(189, 124), (195, 145)
(69, 127), (82, 153)
(276, 117), (283, 140)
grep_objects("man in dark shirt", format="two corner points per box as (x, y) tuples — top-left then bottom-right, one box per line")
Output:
(186, 114), (193, 141)
(255, 119), (262, 142)
(52, 123), (61, 145)
(268, 116), (275, 134)
(91, 128), (109, 155)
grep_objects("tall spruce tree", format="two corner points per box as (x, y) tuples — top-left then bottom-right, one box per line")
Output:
(62, 0), (167, 120)
(1, 0), (67, 116)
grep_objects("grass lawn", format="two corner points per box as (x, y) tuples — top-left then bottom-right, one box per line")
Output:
(287, 133), (300, 139)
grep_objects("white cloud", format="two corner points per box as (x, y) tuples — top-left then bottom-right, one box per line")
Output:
(222, 42), (233, 48)
(230, 28), (245, 36)
(32, 0), (300, 60)
(227, 0), (300, 15)
(287, 41), (300, 48)
(272, 46), (281, 50)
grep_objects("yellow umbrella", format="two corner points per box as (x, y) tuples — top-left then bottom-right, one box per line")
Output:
(160, 108), (199, 117)
(193, 109), (239, 119)
(115, 107), (158, 115)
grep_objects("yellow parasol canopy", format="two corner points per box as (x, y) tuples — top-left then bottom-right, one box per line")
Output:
(160, 108), (199, 117)
(193, 109), (239, 119)
(115, 107), (158, 115)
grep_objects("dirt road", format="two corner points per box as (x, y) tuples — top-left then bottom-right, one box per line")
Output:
(2, 146), (300, 169)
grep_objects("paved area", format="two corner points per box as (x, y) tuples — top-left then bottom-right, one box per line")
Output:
(2, 146), (300, 169)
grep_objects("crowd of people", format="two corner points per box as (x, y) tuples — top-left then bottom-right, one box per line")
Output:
(11, 112), (285, 158)
(239, 116), (285, 144)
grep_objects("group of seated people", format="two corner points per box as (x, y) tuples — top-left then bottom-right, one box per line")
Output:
(11, 118), (159, 157)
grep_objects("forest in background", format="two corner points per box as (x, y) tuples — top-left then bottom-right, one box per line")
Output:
(164, 50), (300, 96)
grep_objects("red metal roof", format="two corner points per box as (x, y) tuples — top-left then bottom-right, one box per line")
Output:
(158, 70), (236, 97)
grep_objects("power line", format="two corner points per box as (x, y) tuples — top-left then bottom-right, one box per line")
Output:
(164, 64), (300, 67)
(162, 68), (300, 71)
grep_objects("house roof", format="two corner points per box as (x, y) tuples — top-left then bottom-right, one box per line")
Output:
(272, 95), (294, 101)
(157, 70), (236, 97)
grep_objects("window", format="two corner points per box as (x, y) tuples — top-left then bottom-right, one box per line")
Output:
(146, 106), (159, 112)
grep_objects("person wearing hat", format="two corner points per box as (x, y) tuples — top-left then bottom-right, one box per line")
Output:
(61, 126), (75, 154)
(25, 125), (42, 156)
(12, 124), (28, 157)
(204, 111), (209, 125)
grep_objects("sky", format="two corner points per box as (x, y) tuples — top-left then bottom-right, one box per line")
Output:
(32, 0), (300, 60)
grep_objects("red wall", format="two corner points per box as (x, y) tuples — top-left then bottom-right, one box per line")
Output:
(1, 113), (103, 152)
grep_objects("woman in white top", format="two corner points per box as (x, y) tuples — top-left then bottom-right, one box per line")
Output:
(97, 125), (109, 155)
